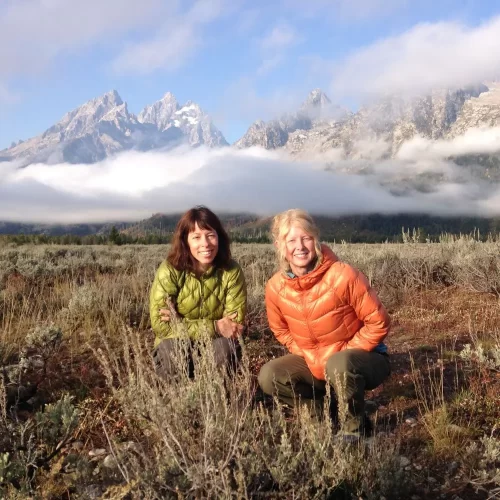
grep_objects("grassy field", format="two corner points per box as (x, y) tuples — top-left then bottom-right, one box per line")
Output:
(1, 240), (499, 499)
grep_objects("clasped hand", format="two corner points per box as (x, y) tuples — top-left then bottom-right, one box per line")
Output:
(159, 301), (243, 339)
(214, 312), (244, 339)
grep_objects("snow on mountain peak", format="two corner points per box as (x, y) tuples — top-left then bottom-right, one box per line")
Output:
(161, 91), (177, 102)
(136, 93), (226, 147)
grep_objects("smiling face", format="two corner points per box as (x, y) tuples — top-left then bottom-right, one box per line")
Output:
(284, 223), (317, 277)
(187, 222), (219, 271)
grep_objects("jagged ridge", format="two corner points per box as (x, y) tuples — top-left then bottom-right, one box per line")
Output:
(1, 90), (227, 167)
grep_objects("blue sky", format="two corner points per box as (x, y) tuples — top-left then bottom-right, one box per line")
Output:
(1, 0), (500, 150)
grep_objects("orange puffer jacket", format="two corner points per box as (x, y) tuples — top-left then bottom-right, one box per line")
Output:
(265, 245), (390, 380)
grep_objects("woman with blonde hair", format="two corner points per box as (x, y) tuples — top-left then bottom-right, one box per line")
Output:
(258, 209), (390, 440)
(150, 206), (246, 378)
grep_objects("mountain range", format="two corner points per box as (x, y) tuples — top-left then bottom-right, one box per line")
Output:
(2, 83), (500, 172)
(0, 91), (227, 167)
(237, 84), (500, 162)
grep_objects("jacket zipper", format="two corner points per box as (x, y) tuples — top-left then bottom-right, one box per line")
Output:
(199, 276), (204, 315)
(301, 286), (319, 347)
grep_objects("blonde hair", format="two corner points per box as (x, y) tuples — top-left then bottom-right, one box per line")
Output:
(271, 209), (322, 271)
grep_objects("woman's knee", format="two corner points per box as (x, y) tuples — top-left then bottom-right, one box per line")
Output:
(258, 359), (293, 395)
(153, 339), (178, 378)
(325, 350), (356, 377)
(212, 337), (240, 371)
(258, 361), (280, 395)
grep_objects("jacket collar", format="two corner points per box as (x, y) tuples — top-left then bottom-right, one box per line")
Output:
(188, 265), (218, 279)
(283, 245), (338, 291)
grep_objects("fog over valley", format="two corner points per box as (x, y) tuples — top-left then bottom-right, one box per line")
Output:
(1, 127), (500, 223)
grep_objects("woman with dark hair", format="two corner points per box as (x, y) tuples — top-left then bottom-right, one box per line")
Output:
(149, 206), (247, 378)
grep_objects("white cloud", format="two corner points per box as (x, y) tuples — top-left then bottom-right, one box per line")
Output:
(332, 16), (500, 100)
(217, 77), (306, 126)
(260, 23), (299, 51)
(2, 127), (500, 223)
(111, 0), (232, 74)
(256, 22), (301, 76)
(0, 0), (166, 80)
(397, 127), (500, 161)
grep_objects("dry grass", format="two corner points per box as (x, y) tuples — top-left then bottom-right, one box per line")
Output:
(0, 240), (499, 498)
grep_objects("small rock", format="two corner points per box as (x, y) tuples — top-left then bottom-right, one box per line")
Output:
(102, 455), (118, 469)
(448, 461), (459, 475)
(411, 496), (421, 500)
(399, 456), (411, 467)
(405, 417), (417, 425)
(83, 485), (103, 499)
(414, 464), (422, 471)
(428, 477), (437, 484)
(29, 356), (45, 369)
(88, 448), (106, 458)
(119, 440), (141, 454)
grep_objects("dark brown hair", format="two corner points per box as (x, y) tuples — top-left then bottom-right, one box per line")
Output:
(167, 206), (231, 272)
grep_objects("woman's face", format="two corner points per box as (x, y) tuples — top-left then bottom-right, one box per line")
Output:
(284, 223), (317, 275)
(187, 222), (219, 270)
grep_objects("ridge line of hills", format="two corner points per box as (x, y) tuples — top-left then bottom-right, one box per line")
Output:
(3, 212), (500, 244)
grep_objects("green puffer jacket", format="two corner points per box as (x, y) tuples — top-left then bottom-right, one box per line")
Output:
(149, 259), (247, 346)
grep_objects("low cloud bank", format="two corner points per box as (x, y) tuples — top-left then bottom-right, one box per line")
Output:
(1, 128), (500, 224)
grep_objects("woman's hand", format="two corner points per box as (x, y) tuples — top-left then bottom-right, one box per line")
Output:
(215, 312), (243, 339)
(159, 297), (178, 323)
(159, 308), (171, 322)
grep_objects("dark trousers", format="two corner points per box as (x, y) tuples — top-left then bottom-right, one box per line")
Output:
(153, 337), (241, 380)
(258, 349), (390, 433)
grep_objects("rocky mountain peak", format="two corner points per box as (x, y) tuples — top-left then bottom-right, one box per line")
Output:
(138, 93), (179, 131)
(41, 90), (126, 142)
(161, 91), (177, 103)
(102, 89), (123, 106)
(301, 89), (331, 109)
(2, 89), (227, 166)
(236, 89), (342, 149)
(138, 94), (226, 147)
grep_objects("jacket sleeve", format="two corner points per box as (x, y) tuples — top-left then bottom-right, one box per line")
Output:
(265, 281), (304, 356)
(149, 262), (216, 340)
(223, 263), (247, 325)
(342, 265), (390, 351)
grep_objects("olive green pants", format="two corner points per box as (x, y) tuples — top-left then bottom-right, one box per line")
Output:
(258, 349), (390, 433)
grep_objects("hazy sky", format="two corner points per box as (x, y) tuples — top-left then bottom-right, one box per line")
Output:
(1, 0), (500, 149)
